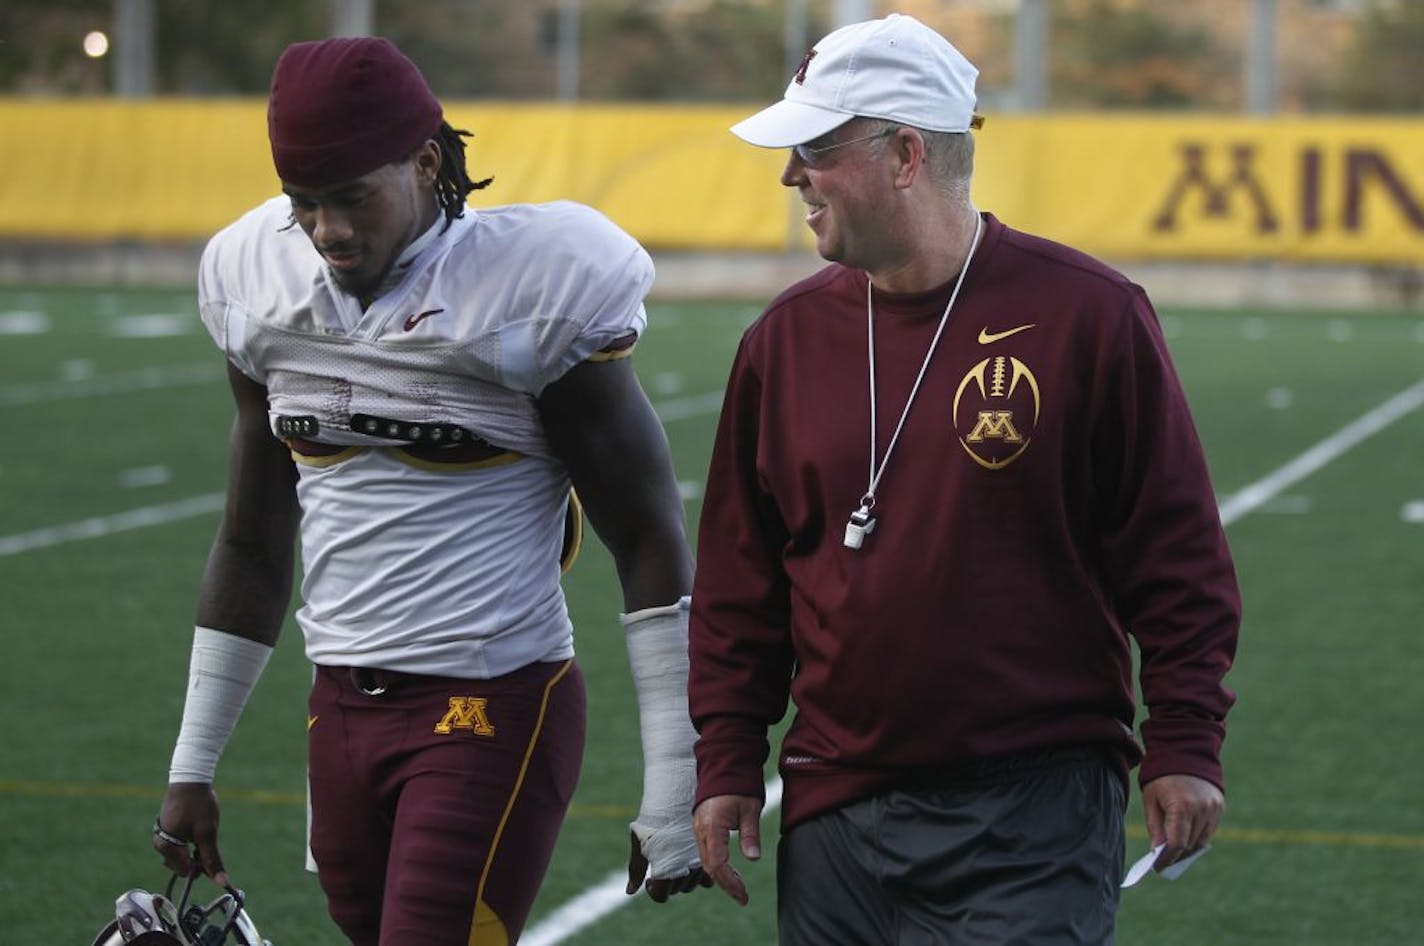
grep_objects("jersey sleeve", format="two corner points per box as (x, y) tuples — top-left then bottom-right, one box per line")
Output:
(507, 202), (653, 394)
(196, 210), (265, 384)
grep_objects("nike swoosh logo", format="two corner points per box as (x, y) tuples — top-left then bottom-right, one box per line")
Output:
(307, 715), (319, 732)
(978, 323), (1036, 344)
(402, 308), (445, 332)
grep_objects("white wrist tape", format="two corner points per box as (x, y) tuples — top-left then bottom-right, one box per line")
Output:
(168, 626), (272, 783)
(621, 595), (700, 879)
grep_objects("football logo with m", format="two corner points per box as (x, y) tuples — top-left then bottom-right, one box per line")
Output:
(952, 355), (1041, 469)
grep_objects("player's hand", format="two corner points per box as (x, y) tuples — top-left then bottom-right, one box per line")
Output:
(625, 830), (713, 902)
(154, 782), (228, 887)
(1142, 773), (1224, 870)
(693, 794), (763, 906)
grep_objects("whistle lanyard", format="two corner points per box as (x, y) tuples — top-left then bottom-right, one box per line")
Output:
(844, 214), (982, 550)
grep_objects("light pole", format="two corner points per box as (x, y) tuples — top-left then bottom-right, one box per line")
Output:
(1245, 0), (1278, 114)
(113, 0), (155, 97)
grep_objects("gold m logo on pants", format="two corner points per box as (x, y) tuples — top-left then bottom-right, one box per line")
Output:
(434, 697), (495, 735)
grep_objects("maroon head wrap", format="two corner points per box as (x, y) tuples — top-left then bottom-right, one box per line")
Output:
(267, 37), (443, 188)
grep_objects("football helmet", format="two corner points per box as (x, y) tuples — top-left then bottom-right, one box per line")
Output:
(90, 872), (270, 946)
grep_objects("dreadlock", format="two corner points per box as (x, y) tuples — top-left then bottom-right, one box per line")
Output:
(433, 121), (493, 228)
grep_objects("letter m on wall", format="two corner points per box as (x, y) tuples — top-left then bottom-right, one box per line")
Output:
(1152, 142), (1280, 234)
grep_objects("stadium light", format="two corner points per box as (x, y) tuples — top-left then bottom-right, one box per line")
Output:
(83, 31), (110, 59)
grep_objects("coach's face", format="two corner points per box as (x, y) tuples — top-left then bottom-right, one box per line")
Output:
(781, 119), (899, 271)
(283, 141), (441, 302)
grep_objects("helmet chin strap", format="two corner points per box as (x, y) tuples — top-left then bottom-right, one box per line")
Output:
(167, 872), (259, 945)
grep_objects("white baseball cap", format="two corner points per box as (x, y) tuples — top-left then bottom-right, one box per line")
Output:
(731, 13), (981, 148)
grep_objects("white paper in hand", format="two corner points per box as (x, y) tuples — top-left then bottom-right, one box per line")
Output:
(1121, 843), (1210, 888)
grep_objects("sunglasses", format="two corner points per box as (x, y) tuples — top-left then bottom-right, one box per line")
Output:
(791, 115), (986, 169)
(792, 128), (898, 168)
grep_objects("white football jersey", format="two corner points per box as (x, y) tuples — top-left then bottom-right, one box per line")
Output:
(198, 197), (653, 677)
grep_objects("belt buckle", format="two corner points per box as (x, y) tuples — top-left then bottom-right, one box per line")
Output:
(351, 668), (388, 696)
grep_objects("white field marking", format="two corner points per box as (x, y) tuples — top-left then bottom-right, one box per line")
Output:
(653, 390), (725, 423)
(1217, 377), (1424, 527)
(1159, 315), (1182, 339)
(1402, 500), (1424, 524)
(676, 480), (703, 502)
(1415, 322), (1424, 344)
(0, 362), (224, 407)
(1265, 387), (1293, 410)
(0, 311), (50, 335)
(1327, 319), (1354, 343)
(652, 371), (685, 395)
(525, 379), (1424, 944)
(520, 778), (784, 946)
(0, 493), (224, 557)
(1242, 317), (1268, 341)
(119, 465), (172, 488)
(60, 359), (95, 381)
(109, 313), (195, 337)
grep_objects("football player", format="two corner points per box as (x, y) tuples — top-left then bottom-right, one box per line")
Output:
(151, 37), (708, 946)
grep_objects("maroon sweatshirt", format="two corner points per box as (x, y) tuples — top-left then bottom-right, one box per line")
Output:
(689, 213), (1240, 831)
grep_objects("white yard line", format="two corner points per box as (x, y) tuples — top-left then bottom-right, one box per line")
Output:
(0, 493), (224, 557)
(1216, 378), (1424, 527)
(521, 375), (1424, 945)
(653, 390), (725, 423)
(0, 363), (224, 407)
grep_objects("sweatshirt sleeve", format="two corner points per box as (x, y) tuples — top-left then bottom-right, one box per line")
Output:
(1093, 288), (1241, 791)
(688, 329), (797, 805)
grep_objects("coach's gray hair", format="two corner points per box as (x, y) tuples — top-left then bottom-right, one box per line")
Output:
(862, 118), (975, 200)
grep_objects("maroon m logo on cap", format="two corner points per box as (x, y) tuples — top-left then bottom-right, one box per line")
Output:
(794, 49), (817, 85)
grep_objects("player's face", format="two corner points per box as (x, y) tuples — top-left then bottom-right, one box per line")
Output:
(781, 122), (899, 271)
(283, 142), (441, 301)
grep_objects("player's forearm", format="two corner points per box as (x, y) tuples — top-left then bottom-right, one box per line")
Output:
(610, 525), (693, 612)
(194, 532), (295, 645)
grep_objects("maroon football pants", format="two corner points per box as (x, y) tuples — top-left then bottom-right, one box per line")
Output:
(308, 659), (586, 946)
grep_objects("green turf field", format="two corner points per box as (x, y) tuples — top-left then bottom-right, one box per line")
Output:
(1, 285), (1421, 945)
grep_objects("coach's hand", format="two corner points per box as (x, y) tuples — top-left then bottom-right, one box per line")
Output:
(154, 782), (228, 887)
(693, 794), (763, 906)
(1142, 773), (1223, 871)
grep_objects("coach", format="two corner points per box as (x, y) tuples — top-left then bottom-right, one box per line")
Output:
(688, 14), (1241, 944)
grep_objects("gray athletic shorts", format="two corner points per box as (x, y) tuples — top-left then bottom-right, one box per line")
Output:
(778, 747), (1126, 946)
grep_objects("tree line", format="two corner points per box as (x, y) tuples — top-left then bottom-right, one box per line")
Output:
(4, 0), (1421, 112)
